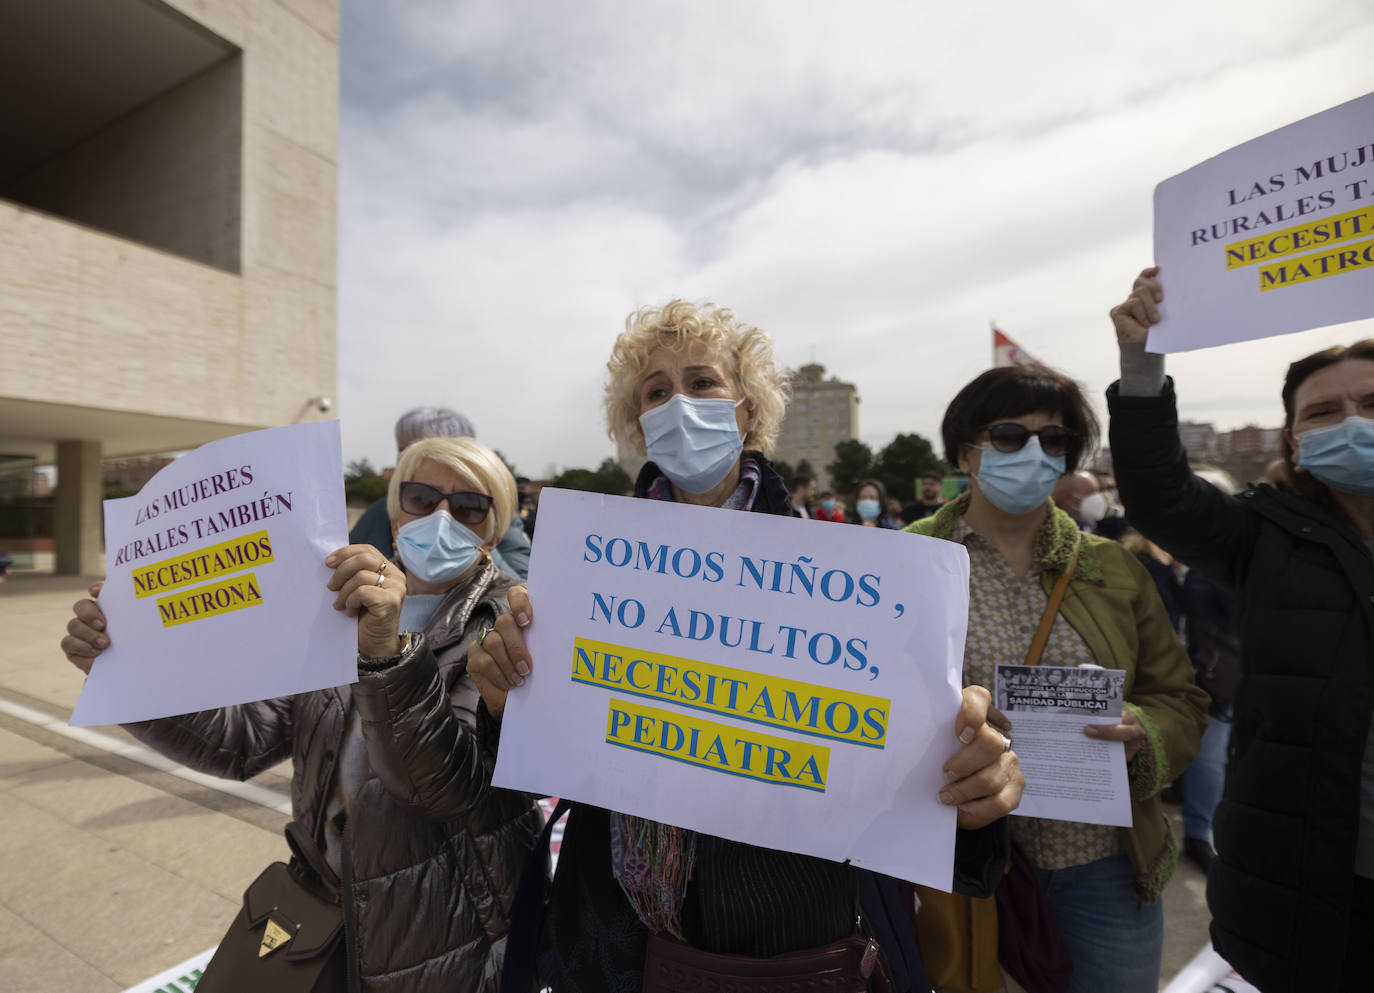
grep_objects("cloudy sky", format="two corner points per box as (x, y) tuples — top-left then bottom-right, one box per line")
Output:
(335, 0), (1374, 479)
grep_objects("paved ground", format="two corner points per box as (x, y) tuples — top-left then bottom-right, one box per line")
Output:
(0, 570), (1215, 991)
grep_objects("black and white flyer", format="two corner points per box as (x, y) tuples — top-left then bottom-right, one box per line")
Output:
(995, 664), (1132, 827)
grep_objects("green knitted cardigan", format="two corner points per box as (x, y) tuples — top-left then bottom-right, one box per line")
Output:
(906, 493), (1208, 902)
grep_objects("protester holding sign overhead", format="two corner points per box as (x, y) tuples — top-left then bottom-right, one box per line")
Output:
(908, 363), (1207, 993)
(1108, 266), (1374, 993)
(454, 300), (1023, 992)
(60, 436), (541, 993)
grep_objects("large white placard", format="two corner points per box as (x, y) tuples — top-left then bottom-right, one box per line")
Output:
(493, 488), (970, 889)
(71, 421), (356, 727)
(1151, 91), (1374, 353)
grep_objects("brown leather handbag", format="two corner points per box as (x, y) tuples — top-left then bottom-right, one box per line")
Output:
(642, 932), (891, 993)
(196, 824), (345, 993)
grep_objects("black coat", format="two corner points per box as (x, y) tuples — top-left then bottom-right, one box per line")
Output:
(1108, 380), (1374, 993)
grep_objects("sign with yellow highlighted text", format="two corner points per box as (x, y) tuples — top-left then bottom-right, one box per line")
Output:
(1150, 90), (1374, 353)
(492, 488), (970, 889)
(70, 421), (356, 726)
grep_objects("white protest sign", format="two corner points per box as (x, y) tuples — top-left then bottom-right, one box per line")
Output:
(1160, 945), (1260, 993)
(994, 664), (1131, 828)
(120, 947), (215, 993)
(1151, 90), (1374, 353)
(493, 488), (970, 889)
(71, 420), (356, 727)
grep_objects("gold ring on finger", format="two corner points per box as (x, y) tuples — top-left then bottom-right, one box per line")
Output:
(377, 560), (388, 575)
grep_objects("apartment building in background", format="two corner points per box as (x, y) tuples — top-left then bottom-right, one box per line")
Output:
(772, 363), (859, 490)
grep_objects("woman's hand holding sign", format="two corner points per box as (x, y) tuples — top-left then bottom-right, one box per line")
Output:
(943, 685), (1024, 830)
(468, 586), (534, 717)
(62, 582), (107, 675)
(325, 544), (406, 659)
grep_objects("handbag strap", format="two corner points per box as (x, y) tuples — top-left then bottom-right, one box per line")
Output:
(1023, 533), (1080, 667)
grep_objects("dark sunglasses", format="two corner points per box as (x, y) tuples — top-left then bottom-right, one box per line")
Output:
(399, 481), (493, 526)
(982, 422), (1077, 458)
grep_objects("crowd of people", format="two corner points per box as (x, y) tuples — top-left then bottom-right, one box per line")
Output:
(58, 270), (1374, 993)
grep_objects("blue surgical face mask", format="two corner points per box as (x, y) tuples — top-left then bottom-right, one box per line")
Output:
(639, 394), (745, 494)
(1297, 415), (1374, 496)
(820, 498), (837, 511)
(856, 498), (881, 522)
(974, 437), (1066, 516)
(395, 510), (484, 584)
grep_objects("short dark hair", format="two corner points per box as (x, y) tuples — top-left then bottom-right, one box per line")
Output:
(790, 473), (813, 491)
(1279, 338), (1374, 499)
(940, 365), (1099, 472)
(921, 471), (942, 483)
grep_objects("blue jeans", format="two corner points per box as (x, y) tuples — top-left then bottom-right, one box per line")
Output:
(1183, 711), (1232, 842)
(1036, 854), (1164, 993)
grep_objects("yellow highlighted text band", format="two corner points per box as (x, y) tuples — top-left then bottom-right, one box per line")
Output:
(572, 636), (890, 748)
(1225, 205), (1374, 269)
(157, 573), (265, 628)
(605, 697), (831, 792)
(133, 529), (274, 599)
(1258, 237), (1374, 291)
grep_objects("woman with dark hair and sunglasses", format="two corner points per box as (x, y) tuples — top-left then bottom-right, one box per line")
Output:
(60, 435), (542, 993)
(1108, 267), (1374, 993)
(906, 363), (1207, 993)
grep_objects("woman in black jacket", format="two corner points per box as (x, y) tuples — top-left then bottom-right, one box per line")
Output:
(1107, 266), (1374, 993)
(468, 300), (1025, 991)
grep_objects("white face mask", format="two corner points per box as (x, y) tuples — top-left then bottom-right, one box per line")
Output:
(639, 394), (745, 494)
(1077, 491), (1109, 527)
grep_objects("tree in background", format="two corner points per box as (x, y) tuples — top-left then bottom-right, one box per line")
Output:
(827, 440), (874, 498)
(873, 433), (944, 505)
(772, 459), (795, 488)
(344, 458), (388, 505)
(551, 458), (633, 496)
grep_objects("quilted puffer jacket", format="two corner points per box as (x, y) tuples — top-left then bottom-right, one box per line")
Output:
(125, 560), (542, 992)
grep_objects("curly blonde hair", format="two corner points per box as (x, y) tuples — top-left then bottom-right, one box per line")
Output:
(604, 300), (791, 456)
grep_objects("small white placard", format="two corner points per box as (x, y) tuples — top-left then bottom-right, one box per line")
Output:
(994, 664), (1132, 828)
(1151, 90), (1374, 353)
(71, 421), (356, 726)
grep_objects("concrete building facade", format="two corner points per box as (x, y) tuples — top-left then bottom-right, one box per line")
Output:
(0, 0), (339, 574)
(772, 363), (859, 489)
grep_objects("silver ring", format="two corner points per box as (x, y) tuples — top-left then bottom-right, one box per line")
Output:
(1000, 731), (1013, 753)
(375, 573), (385, 587)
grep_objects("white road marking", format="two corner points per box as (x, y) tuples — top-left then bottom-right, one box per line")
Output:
(0, 697), (292, 815)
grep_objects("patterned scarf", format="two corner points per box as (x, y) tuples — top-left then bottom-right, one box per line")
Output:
(609, 454), (761, 937)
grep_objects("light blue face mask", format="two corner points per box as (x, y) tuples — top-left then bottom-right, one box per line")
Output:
(639, 394), (745, 494)
(975, 437), (1066, 515)
(395, 510), (484, 584)
(856, 498), (881, 522)
(1297, 415), (1374, 496)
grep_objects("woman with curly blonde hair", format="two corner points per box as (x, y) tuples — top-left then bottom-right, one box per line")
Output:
(470, 300), (1025, 992)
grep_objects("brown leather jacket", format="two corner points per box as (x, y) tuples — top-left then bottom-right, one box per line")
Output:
(125, 561), (542, 993)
